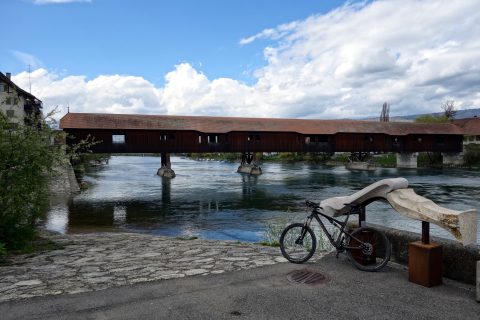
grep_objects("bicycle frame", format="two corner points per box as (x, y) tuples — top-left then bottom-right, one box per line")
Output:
(304, 207), (365, 251)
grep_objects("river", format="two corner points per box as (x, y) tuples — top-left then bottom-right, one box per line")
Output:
(44, 156), (480, 244)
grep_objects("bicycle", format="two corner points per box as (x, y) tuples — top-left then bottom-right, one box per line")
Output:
(279, 200), (391, 272)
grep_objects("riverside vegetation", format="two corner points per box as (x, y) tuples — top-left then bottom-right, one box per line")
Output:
(0, 113), (96, 262)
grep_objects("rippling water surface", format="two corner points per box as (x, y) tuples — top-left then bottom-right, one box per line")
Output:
(45, 156), (480, 243)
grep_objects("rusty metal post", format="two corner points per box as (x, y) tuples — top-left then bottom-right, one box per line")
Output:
(421, 221), (430, 244)
(358, 205), (366, 227)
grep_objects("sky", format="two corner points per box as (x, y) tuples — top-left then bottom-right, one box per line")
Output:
(2, 0), (480, 120)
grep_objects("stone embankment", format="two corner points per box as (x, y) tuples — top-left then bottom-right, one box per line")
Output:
(0, 231), (324, 302)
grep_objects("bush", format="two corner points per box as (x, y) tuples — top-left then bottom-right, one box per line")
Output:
(0, 242), (6, 262)
(464, 144), (480, 167)
(0, 114), (61, 251)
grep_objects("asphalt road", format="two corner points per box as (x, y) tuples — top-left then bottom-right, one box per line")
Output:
(1, 254), (478, 319)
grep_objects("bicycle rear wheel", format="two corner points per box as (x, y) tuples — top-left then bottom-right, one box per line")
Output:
(280, 223), (317, 264)
(346, 227), (391, 272)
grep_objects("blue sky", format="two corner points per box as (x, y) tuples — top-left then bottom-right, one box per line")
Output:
(3, 0), (480, 119)
(3, 0), (348, 85)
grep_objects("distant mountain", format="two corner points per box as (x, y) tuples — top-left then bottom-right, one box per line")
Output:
(385, 108), (480, 122)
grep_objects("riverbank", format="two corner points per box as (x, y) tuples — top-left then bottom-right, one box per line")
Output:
(0, 230), (329, 302)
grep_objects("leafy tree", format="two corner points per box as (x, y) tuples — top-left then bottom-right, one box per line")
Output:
(415, 114), (449, 123)
(0, 113), (62, 251)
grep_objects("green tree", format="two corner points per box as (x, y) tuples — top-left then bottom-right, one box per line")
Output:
(415, 114), (449, 123)
(0, 113), (61, 253)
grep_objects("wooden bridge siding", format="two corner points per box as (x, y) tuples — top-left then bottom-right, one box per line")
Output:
(65, 129), (463, 154)
(403, 134), (463, 153)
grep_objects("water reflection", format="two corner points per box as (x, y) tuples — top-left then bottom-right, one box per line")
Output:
(43, 156), (480, 243)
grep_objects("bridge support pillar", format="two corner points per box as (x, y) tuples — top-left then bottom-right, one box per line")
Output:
(157, 153), (176, 178)
(396, 153), (418, 168)
(237, 152), (262, 175)
(442, 152), (464, 167)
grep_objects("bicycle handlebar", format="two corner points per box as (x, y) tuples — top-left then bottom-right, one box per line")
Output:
(306, 200), (321, 209)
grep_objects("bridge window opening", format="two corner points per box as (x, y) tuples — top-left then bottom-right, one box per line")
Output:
(318, 135), (328, 143)
(112, 134), (125, 144)
(248, 134), (260, 142)
(198, 135), (202, 144)
(435, 136), (445, 145)
(393, 137), (400, 145)
(208, 135), (219, 144)
(305, 136), (311, 144)
(364, 136), (373, 143)
(417, 137), (423, 143)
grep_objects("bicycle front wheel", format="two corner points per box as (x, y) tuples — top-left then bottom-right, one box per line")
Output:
(280, 223), (317, 264)
(346, 227), (391, 272)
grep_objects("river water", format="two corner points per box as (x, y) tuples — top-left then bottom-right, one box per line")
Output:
(44, 156), (480, 244)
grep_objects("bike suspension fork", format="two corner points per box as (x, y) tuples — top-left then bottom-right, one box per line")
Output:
(304, 214), (314, 228)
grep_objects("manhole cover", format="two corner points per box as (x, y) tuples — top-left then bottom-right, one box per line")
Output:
(287, 269), (329, 285)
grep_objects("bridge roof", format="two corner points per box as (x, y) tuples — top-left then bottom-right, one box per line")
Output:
(453, 118), (480, 135)
(60, 113), (464, 135)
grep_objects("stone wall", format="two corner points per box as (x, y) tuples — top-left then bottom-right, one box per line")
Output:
(48, 161), (80, 195)
(364, 224), (480, 285)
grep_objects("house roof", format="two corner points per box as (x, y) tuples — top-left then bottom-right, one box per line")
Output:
(453, 117), (480, 135)
(0, 72), (42, 103)
(59, 112), (465, 135)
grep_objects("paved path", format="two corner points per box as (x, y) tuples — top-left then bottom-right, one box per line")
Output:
(1, 254), (478, 320)
(1, 231), (325, 302)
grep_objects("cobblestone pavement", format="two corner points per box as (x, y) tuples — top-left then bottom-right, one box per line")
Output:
(0, 231), (326, 302)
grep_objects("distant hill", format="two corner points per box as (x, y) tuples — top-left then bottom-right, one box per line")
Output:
(385, 108), (480, 122)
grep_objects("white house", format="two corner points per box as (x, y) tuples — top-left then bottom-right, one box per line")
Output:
(0, 72), (42, 125)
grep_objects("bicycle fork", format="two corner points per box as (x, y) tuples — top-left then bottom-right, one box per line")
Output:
(295, 215), (314, 245)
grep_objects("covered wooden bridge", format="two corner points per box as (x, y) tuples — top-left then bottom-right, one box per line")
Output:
(60, 113), (465, 176)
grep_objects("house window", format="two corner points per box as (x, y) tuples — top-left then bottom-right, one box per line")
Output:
(6, 110), (14, 118)
(112, 134), (125, 144)
(13, 97), (19, 105)
(0, 84), (5, 92)
(5, 97), (12, 105)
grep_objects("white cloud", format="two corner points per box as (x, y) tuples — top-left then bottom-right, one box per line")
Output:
(12, 51), (43, 69)
(12, 69), (165, 119)
(12, 0), (480, 120)
(32, 0), (91, 4)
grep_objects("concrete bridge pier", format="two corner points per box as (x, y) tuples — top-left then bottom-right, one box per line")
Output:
(157, 153), (176, 178)
(442, 152), (464, 167)
(237, 152), (262, 175)
(396, 153), (418, 168)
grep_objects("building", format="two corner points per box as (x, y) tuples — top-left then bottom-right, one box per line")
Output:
(453, 117), (480, 145)
(0, 72), (42, 125)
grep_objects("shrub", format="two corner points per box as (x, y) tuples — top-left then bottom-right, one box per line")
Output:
(0, 114), (61, 250)
(464, 144), (480, 167)
(0, 242), (6, 262)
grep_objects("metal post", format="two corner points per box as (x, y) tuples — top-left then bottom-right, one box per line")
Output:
(421, 221), (430, 244)
(358, 205), (366, 227)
